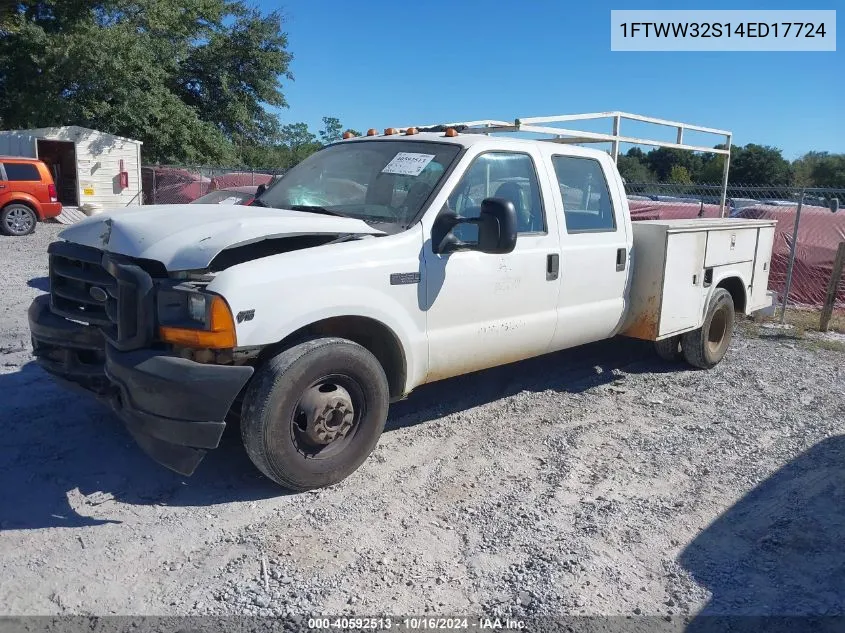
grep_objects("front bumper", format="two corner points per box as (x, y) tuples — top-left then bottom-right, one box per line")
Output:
(28, 294), (254, 476)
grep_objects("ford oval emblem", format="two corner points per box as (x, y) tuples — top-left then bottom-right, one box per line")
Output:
(89, 286), (109, 302)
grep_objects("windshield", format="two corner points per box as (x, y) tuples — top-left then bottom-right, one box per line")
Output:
(257, 140), (462, 226)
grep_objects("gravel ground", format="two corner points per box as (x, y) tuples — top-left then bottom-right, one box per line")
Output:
(1, 223), (844, 627)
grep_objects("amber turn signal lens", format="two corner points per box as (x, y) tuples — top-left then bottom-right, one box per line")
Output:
(159, 295), (237, 349)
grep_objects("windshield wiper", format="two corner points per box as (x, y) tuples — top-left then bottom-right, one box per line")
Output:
(288, 204), (348, 217)
(249, 198), (269, 207)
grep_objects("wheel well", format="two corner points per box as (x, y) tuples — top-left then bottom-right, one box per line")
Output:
(716, 276), (747, 313)
(2, 199), (39, 218)
(271, 316), (407, 400)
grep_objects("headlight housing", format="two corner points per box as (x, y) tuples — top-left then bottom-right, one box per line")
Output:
(156, 287), (237, 349)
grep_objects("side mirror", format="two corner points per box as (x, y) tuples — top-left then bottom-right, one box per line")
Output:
(477, 197), (518, 253)
(831, 197), (840, 213)
(431, 198), (517, 255)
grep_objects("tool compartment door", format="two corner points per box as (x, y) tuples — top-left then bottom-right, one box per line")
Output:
(659, 231), (707, 337)
(749, 225), (776, 311)
(704, 228), (758, 267)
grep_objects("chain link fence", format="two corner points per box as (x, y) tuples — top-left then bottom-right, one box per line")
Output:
(141, 165), (288, 205)
(624, 183), (845, 324)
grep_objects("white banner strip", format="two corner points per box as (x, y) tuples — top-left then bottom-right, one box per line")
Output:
(611, 10), (836, 51)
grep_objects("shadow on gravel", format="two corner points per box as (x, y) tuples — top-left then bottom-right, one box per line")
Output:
(27, 276), (50, 292)
(0, 362), (285, 531)
(386, 335), (681, 431)
(680, 435), (845, 632)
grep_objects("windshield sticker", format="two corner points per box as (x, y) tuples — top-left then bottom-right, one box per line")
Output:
(381, 152), (436, 176)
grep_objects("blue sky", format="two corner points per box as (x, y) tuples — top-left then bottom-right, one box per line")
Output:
(255, 0), (842, 159)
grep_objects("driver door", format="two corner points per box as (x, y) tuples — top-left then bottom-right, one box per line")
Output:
(421, 149), (561, 383)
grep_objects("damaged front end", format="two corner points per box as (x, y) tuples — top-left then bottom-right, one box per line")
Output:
(28, 240), (253, 476)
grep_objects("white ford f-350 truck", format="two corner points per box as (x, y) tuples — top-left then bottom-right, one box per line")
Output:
(27, 116), (776, 491)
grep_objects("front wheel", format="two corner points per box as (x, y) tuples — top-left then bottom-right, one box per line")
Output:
(1, 203), (38, 236)
(240, 337), (389, 491)
(681, 288), (735, 369)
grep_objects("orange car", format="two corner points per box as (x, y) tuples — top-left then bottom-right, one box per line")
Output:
(0, 156), (62, 236)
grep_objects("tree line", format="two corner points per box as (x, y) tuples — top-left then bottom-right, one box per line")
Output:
(617, 145), (845, 188)
(1, 2), (842, 185)
(0, 0), (355, 169)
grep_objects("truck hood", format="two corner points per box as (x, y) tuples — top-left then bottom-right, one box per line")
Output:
(58, 204), (386, 271)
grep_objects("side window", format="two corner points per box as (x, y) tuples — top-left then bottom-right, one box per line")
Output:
(552, 156), (616, 233)
(2, 163), (40, 181)
(447, 152), (545, 237)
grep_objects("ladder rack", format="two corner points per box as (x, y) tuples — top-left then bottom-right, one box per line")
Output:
(398, 112), (733, 214)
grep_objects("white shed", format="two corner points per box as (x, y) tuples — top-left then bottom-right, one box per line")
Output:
(0, 126), (143, 211)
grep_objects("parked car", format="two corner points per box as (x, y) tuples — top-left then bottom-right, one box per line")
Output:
(0, 156), (62, 236)
(190, 186), (259, 205)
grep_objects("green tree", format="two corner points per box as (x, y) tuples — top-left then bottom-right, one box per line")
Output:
(792, 151), (845, 188)
(669, 165), (692, 184)
(319, 117), (343, 144)
(617, 154), (654, 182)
(728, 144), (791, 185)
(646, 147), (703, 182)
(0, 0), (293, 164)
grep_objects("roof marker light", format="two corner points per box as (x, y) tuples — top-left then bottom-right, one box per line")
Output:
(384, 128), (399, 135)
(366, 128), (378, 136)
(342, 131), (356, 139)
(405, 127), (418, 135)
(444, 127), (459, 137)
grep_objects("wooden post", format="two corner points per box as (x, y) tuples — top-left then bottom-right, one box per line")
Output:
(820, 242), (845, 332)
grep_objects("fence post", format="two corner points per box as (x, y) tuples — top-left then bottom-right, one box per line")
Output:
(779, 187), (806, 324)
(719, 136), (732, 217)
(820, 242), (845, 332)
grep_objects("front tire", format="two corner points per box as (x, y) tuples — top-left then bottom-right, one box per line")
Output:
(240, 337), (389, 491)
(681, 288), (735, 369)
(1, 203), (38, 236)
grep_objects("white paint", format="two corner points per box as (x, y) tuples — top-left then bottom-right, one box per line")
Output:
(57, 204), (384, 271)
(49, 132), (778, 396)
(622, 219), (778, 340)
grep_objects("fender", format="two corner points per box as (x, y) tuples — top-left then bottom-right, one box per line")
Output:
(1, 192), (43, 218)
(207, 230), (429, 393)
(705, 266), (751, 317)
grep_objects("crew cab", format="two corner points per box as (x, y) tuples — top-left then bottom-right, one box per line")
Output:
(27, 119), (776, 491)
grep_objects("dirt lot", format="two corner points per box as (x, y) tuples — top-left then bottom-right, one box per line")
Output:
(1, 224), (844, 626)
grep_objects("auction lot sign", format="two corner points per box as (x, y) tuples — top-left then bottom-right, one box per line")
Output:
(611, 10), (836, 51)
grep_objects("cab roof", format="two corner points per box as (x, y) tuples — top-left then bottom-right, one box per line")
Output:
(338, 131), (611, 160)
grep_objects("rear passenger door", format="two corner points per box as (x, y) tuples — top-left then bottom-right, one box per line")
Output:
(547, 152), (632, 350)
(0, 161), (41, 201)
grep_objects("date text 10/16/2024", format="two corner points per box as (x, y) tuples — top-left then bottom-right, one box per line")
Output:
(307, 617), (526, 630)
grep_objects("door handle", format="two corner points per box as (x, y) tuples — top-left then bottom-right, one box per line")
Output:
(546, 253), (559, 281)
(616, 247), (626, 272)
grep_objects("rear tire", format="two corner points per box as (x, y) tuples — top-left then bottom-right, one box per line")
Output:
(1, 203), (37, 236)
(240, 337), (389, 491)
(681, 288), (735, 369)
(654, 335), (683, 362)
